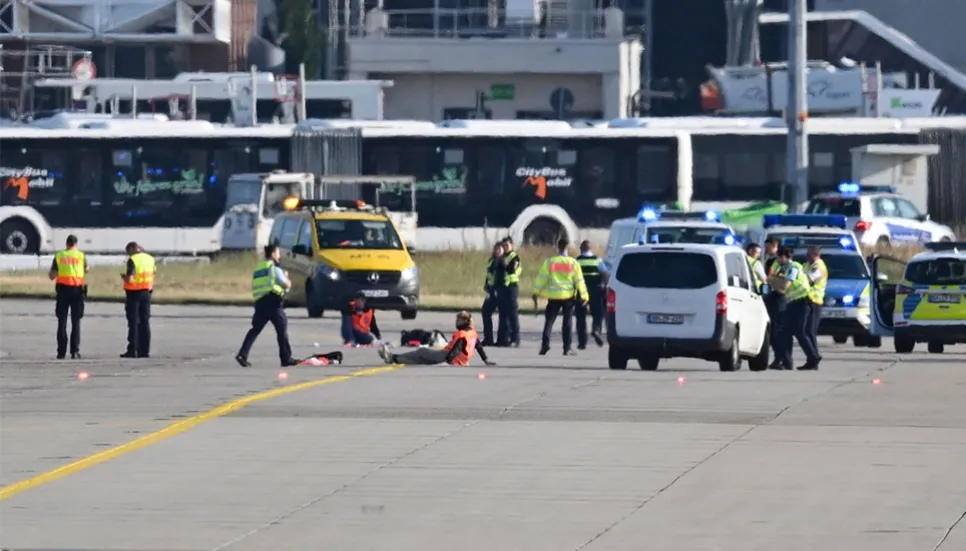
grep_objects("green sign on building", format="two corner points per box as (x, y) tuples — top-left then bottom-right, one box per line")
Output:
(490, 83), (516, 101)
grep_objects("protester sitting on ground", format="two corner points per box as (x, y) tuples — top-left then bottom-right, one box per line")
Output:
(378, 311), (496, 366)
(342, 293), (381, 346)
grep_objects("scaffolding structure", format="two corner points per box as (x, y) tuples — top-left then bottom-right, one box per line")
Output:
(0, 44), (94, 118)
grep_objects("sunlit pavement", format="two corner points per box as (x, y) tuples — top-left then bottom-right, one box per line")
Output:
(2, 299), (965, 551)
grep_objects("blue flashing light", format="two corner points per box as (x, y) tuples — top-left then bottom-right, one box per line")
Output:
(638, 207), (658, 222)
(837, 182), (861, 194)
(838, 236), (854, 249)
(836, 182), (897, 195)
(723, 234), (736, 246)
(842, 294), (855, 306)
(762, 214), (848, 229)
(704, 210), (721, 222)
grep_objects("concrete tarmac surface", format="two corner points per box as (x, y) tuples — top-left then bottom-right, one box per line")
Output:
(2, 299), (966, 551)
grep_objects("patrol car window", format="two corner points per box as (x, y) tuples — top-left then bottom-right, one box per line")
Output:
(277, 218), (301, 249)
(615, 252), (717, 289)
(646, 226), (732, 244)
(894, 199), (921, 220)
(805, 197), (861, 216)
(314, 219), (403, 250)
(905, 259), (966, 286)
(725, 253), (751, 289)
(793, 254), (869, 280)
(873, 197), (899, 217)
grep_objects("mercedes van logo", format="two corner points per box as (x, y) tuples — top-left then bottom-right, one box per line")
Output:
(368, 272), (380, 283)
(662, 293), (670, 303)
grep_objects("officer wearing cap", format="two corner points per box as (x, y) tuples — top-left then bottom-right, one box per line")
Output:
(48, 234), (89, 359)
(575, 240), (606, 349)
(120, 241), (156, 358)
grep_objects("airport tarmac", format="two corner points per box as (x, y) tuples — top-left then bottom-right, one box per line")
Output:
(1, 298), (965, 551)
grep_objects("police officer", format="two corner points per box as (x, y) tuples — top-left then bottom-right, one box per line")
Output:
(481, 242), (505, 346)
(745, 243), (767, 291)
(575, 240), (606, 349)
(496, 237), (521, 347)
(769, 247), (819, 370)
(763, 238), (780, 275)
(236, 244), (296, 368)
(120, 241), (156, 358)
(533, 238), (588, 356)
(762, 238), (786, 366)
(48, 234), (88, 359)
(803, 245), (828, 369)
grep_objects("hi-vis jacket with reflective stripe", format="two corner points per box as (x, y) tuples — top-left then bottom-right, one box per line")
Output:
(533, 255), (588, 301)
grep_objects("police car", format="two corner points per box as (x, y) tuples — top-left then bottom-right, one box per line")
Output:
(869, 242), (966, 353)
(604, 207), (742, 268)
(761, 214), (860, 251)
(805, 183), (955, 247)
(786, 241), (880, 348)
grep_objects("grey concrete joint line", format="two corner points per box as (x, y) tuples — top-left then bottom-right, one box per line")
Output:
(932, 509), (966, 551)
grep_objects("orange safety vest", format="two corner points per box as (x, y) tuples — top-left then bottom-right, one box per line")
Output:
(445, 328), (478, 366)
(123, 252), (156, 291)
(54, 249), (85, 287)
(350, 301), (374, 333)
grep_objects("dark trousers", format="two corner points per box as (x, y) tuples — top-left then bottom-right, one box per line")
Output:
(124, 290), (152, 356)
(575, 287), (604, 348)
(393, 347), (448, 365)
(808, 303), (823, 361)
(765, 293), (787, 360)
(239, 295), (293, 364)
(55, 285), (85, 356)
(542, 298), (574, 352)
(496, 285), (520, 345)
(341, 315), (375, 345)
(481, 292), (498, 344)
(777, 299), (821, 366)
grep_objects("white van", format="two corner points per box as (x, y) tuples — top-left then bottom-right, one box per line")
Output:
(606, 243), (771, 371)
(604, 215), (741, 268)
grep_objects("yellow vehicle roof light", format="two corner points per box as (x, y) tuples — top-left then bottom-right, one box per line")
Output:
(282, 196), (302, 211)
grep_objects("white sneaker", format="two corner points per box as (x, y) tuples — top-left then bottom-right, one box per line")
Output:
(378, 342), (393, 363)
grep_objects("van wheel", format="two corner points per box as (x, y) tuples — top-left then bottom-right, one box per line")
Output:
(853, 334), (868, 347)
(832, 335), (848, 344)
(718, 329), (742, 372)
(637, 357), (659, 371)
(927, 341), (944, 354)
(401, 309), (417, 320)
(866, 336), (882, 348)
(305, 281), (324, 318)
(608, 348), (628, 370)
(894, 336), (915, 354)
(748, 328), (770, 371)
(0, 219), (39, 254)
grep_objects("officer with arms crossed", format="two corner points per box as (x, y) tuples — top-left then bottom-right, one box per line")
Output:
(377, 311), (496, 366)
(48, 234), (89, 359)
(497, 236), (522, 347)
(533, 238), (589, 356)
(480, 242), (505, 346)
(236, 244), (297, 367)
(803, 245), (828, 368)
(575, 240), (606, 349)
(768, 247), (819, 370)
(120, 241), (156, 358)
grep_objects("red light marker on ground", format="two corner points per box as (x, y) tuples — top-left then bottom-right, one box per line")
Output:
(278, 371), (289, 381)
(77, 371), (89, 381)
(477, 372), (486, 380)
(872, 378), (881, 385)
(677, 376), (686, 385)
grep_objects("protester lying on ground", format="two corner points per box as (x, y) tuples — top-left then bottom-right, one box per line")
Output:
(377, 311), (496, 366)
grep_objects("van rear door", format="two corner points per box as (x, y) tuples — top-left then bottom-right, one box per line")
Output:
(612, 248), (720, 339)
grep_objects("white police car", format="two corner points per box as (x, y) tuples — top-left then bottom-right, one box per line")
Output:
(761, 214), (860, 251)
(604, 207), (742, 268)
(606, 243), (771, 372)
(805, 183), (955, 247)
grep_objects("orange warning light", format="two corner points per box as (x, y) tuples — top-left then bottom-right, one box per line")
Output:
(282, 196), (301, 211)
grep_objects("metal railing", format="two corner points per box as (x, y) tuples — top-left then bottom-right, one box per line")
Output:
(349, 7), (647, 40)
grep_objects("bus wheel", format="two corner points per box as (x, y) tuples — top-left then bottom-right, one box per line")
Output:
(523, 218), (564, 246)
(0, 219), (39, 254)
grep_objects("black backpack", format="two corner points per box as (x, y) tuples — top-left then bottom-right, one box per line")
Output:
(400, 329), (448, 347)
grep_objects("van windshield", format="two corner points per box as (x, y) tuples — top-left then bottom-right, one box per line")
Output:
(616, 252), (717, 289)
(905, 258), (966, 286)
(315, 219), (404, 250)
(646, 226), (733, 244)
(225, 181), (299, 219)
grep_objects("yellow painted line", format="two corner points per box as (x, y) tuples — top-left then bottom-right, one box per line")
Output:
(0, 365), (402, 502)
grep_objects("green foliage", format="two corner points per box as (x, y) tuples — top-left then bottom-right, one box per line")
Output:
(281, 0), (322, 78)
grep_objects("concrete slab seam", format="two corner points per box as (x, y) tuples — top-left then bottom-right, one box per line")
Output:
(932, 508), (966, 551)
(0, 364), (403, 502)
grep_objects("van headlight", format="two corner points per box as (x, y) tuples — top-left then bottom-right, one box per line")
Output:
(401, 265), (418, 280)
(317, 263), (341, 281)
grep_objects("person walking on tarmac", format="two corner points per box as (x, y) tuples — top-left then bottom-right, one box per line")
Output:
(480, 242), (505, 346)
(341, 292), (382, 346)
(120, 241), (156, 358)
(768, 247), (819, 370)
(236, 244), (297, 368)
(377, 311), (496, 367)
(575, 240), (606, 349)
(48, 234), (89, 359)
(533, 238), (589, 356)
(496, 236), (522, 347)
(802, 246), (828, 370)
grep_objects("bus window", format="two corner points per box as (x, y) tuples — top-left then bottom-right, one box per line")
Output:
(212, 145), (251, 191)
(477, 146), (508, 195)
(580, 147), (617, 198)
(0, 146), (67, 207)
(693, 153), (719, 200)
(636, 145), (672, 200)
(723, 152), (768, 201)
(70, 149), (105, 209)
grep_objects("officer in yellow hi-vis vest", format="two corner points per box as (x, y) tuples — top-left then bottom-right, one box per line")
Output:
(47, 234), (89, 359)
(803, 245), (828, 370)
(480, 242), (505, 346)
(745, 243), (766, 291)
(236, 244), (296, 368)
(769, 247), (819, 370)
(497, 236), (522, 347)
(533, 238), (589, 356)
(120, 241), (157, 358)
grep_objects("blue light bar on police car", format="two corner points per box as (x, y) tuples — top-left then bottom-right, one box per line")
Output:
(658, 210), (721, 222)
(762, 214), (848, 229)
(924, 241), (966, 252)
(837, 182), (897, 195)
(638, 206), (659, 222)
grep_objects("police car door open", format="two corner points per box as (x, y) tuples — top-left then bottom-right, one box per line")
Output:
(869, 255), (906, 337)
